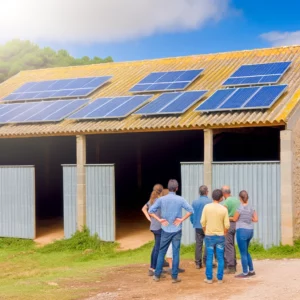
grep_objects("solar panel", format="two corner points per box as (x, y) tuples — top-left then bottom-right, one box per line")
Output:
(0, 99), (88, 124)
(223, 62), (291, 86)
(68, 95), (152, 120)
(130, 70), (203, 93)
(195, 85), (287, 112)
(134, 90), (207, 116)
(3, 76), (112, 102)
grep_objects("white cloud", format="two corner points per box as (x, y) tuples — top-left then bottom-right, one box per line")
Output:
(0, 0), (232, 44)
(260, 31), (300, 46)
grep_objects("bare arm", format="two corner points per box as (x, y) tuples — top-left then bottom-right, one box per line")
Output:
(224, 211), (230, 235)
(231, 211), (240, 222)
(141, 204), (151, 222)
(252, 211), (258, 223)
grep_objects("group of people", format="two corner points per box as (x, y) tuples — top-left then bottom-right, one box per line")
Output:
(142, 179), (258, 284)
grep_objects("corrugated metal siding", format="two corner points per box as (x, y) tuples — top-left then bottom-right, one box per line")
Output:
(86, 165), (115, 242)
(0, 46), (300, 137)
(212, 162), (281, 248)
(62, 165), (77, 238)
(181, 162), (204, 245)
(0, 166), (35, 239)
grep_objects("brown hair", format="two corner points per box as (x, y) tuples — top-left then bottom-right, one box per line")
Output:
(239, 190), (249, 203)
(149, 184), (163, 205)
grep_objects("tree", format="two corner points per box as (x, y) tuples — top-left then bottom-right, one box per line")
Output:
(0, 39), (113, 83)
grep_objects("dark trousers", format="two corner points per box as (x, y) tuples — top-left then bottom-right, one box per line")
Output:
(195, 228), (206, 266)
(150, 229), (162, 269)
(195, 228), (217, 266)
(224, 221), (237, 269)
(154, 230), (182, 279)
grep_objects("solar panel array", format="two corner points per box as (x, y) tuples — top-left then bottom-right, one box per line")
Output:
(130, 70), (203, 93)
(4, 76), (112, 102)
(195, 85), (287, 112)
(223, 62), (291, 86)
(134, 91), (207, 116)
(0, 99), (88, 124)
(69, 95), (152, 120)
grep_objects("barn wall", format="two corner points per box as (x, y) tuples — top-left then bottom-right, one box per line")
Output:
(293, 120), (300, 239)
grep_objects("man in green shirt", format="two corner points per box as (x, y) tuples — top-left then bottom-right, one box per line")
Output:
(222, 185), (240, 274)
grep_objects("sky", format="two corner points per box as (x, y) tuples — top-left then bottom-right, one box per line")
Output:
(0, 0), (300, 62)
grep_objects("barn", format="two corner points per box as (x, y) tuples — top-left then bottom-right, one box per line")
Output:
(0, 45), (299, 248)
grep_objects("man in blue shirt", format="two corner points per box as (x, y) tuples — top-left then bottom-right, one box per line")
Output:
(190, 185), (211, 269)
(149, 179), (194, 283)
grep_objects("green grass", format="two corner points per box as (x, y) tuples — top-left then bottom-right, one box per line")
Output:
(1, 229), (300, 300)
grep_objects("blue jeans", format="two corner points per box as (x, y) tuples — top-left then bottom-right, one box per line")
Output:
(205, 235), (225, 280)
(150, 229), (162, 269)
(236, 228), (254, 274)
(154, 230), (182, 279)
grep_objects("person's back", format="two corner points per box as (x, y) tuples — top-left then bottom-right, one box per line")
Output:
(191, 185), (211, 269)
(201, 189), (230, 284)
(201, 202), (228, 236)
(223, 196), (240, 217)
(148, 179), (193, 283)
(157, 193), (188, 233)
(222, 186), (240, 274)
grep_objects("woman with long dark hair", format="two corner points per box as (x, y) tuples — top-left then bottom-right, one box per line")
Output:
(232, 190), (258, 278)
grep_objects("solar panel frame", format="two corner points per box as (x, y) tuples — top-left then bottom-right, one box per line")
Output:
(130, 69), (204, 93)
(0, 99), (89, 124)
(134, 90), (207, 116)
(222, 62), (291, 87)
(3, 76), (112, 102)
(196, 84), (287, 112)
(68, 95), (153, 120)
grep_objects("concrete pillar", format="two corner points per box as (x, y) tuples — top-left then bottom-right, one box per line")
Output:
(76, 135), (87, 230)
(204, 129), (213, 196)
(280, 130), (294, 245)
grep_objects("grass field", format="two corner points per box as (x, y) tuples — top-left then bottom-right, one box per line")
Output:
(1, 229), (300, 300)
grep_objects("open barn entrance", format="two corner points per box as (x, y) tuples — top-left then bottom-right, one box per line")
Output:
(0, 136), (76, 244)
(87, 131), (204, 249)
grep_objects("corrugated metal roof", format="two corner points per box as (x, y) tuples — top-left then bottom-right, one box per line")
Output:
(0, 46), (299, 137)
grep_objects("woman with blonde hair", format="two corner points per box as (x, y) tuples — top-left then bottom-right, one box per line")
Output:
(142, 184), (164, 276)
(142, 185), (184, 276)
(231, 190), (258, 278)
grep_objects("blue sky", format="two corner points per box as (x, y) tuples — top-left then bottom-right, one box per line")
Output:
(69, 0), (300, 61)
(1, 0), (300, 62)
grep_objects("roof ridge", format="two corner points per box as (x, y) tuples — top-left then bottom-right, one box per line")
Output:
(18, 45), (300, 74)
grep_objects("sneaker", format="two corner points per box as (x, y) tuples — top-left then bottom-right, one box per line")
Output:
(218, 280), (223, 284)
(153, 274), (166, 282)
(196, 264), (202, 269)
(148, 269), (154, 276)
(204, 278), (213, 284)
(172, 278), (182, 283)
(213, 263), (217, 269)
(248, 271), (256, 277)
(235, 273), (249, 279)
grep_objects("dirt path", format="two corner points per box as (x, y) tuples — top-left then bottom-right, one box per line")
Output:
(84, 259), (300, 300)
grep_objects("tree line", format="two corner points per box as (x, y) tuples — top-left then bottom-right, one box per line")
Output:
(0, 39), (113, 83)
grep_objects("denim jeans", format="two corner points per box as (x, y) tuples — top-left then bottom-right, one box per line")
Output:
(150, 229), (162, 269)
(236, 228), (254, 274)
(154, 230), (182, 279)
(205, 235), (225, 280)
